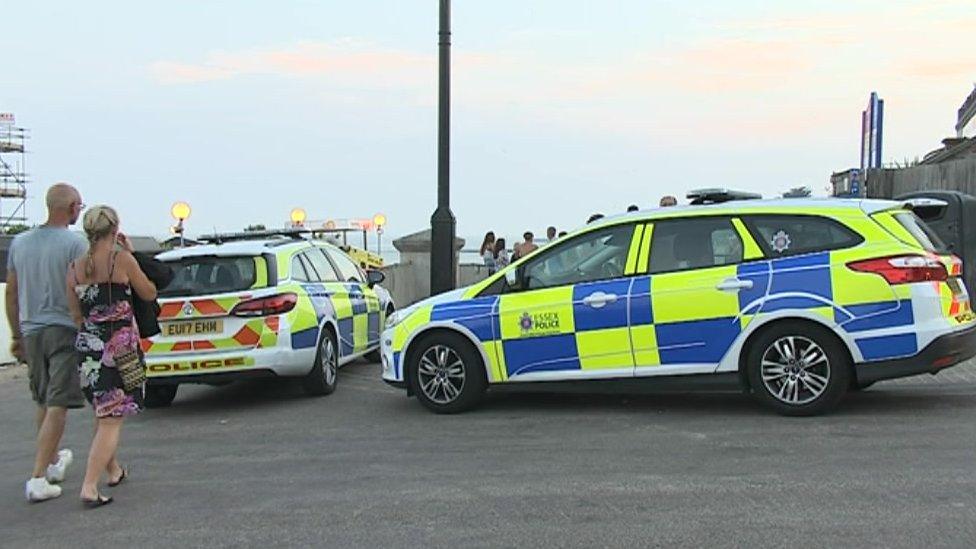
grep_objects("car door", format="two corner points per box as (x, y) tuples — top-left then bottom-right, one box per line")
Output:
(496, 222), (640, 380)
(323, 248), (381, 354)
(630, 216), (766, 375)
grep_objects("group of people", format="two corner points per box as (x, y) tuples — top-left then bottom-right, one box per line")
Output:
(480, 226), (567, 274)
(8, 183), (166, 508)
(481, 196), (679, 273)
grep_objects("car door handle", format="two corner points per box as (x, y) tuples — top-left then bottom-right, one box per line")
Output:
(716, 278), (753, 292)
(582, 292), (618, 309)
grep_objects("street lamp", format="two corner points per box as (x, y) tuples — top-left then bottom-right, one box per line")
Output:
(430, 0), (456, 295)
(373, 213), (387, 255)
(171, 201), (191, 247)
(290, 208), (307, 228)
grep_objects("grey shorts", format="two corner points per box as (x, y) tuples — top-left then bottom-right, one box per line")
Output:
(25, 326), (85, 409)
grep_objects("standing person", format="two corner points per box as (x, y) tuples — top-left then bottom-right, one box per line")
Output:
(66, 206), (157, 508)
(494, 238), (510, 269)
(479, 231), (497, 274)
(587, 213), (605, 224)
(7, 183), (88, 503)
(546, 226), (557, 244)
(659, 196), (678, 207)
(627, 204), (639, 212)
(512, 232), (538, 260)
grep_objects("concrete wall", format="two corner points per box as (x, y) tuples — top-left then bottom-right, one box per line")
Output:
(380, 262), (492, 308)
(867, 156), (976, 198)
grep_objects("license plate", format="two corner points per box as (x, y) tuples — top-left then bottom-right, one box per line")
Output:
(162, 319), (223, 337)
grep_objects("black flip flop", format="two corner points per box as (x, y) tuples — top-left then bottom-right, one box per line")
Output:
(82, 494), (113, 509)
(107, 468), (127, 487)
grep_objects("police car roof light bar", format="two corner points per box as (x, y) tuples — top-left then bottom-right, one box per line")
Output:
(199, 228), (310, 244)
(687, 188), (763, 205)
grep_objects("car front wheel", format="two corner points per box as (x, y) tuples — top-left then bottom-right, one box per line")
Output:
(409, 332), (487, 414)
(144, 383), (178, 408)
(745, 322), (851, 416)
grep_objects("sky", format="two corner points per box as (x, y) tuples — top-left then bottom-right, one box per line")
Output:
(2, 0), (974, 247)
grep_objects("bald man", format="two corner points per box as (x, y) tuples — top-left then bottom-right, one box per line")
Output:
(6, 183), (87, 502)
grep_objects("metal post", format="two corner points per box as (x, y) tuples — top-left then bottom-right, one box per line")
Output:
(430, 0), (456, 295)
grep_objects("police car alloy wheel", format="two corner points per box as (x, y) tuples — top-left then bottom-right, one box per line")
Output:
(745, 321), (851, 416)
(760, 336), (830, 406)
(303, 330), (338, 396)
(409, 333), (487, 414)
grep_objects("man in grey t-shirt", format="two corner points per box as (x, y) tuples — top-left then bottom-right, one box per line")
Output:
(6, 183), (87, 502)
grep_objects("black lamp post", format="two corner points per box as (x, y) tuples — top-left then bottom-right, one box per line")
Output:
(430, 0), (456, 295)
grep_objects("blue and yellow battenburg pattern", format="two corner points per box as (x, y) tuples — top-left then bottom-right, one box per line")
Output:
(286, 280), (382, 357)
(389, 206), (974, 382)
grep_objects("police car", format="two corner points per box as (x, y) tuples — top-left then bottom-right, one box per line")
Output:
(142, 230), (394, 407)
(381, 198), (976, 416)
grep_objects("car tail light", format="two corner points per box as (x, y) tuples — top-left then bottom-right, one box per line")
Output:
(847, 255), (948, 284)
(231, 293), (298, 317)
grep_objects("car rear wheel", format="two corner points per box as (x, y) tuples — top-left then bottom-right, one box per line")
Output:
(409, 332), (487, 414)
(745, 322), (850, 416)
(144, 384), (178, 408)
(303, 329), (338, 396)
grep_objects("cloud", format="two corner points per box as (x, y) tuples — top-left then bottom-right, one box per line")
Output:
(149, 41), (434, 88)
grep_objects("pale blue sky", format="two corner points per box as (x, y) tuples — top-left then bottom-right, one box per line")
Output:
(2, 1), (973, 245)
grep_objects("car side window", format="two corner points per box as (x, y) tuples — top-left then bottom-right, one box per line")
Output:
(306, 249), (341, 282)
(291, 255), (312, 282)
(745, 215), (863, 257)
(522, 224), (635, 290)
(649, 217), (743, 274)
(326, 249), (365, 283)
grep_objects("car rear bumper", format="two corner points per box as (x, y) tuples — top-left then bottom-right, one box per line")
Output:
(145, 346), (315, 382)
(855, 323), (976, 384)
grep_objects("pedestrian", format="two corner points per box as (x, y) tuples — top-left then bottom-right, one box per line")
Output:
(627, 204), (639, 212)
(66, 206), (157, 508)
(494, 238), (510, 269)
(479, 231), (497, 274)
(659, 196), (678, 207)
(512, 232), (538, 260)
(7, 183), (88, 502)
(587, 213), (604, 224)
(546, 226), (557, 244)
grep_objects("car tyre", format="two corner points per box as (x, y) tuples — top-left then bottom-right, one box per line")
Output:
(745, 321), (851, 416)
(144, 383), (178, 408)
(303, 328), (338, 396)
(409, 332), (487, 414)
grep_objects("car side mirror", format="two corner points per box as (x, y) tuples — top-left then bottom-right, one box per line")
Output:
(366, 269), (385, 288)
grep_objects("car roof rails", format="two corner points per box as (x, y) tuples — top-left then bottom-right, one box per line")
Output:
(198, 228), (309, 245)
(686, 188), (763, 205)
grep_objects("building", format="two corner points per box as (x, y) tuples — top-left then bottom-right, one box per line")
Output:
(957, 84), (976, 138)
(830, 168), (862, 198)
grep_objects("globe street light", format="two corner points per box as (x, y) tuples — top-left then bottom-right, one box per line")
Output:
(373, 213), (387, 256)
(171, 201), (191, 247)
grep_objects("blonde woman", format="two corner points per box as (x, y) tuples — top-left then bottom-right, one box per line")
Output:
(65, 206), (156, 508)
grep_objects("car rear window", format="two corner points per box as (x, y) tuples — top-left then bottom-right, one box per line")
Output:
(745, 215), (863, 257)
(160, 256), (264, 297)
(893, 211), (948, 254)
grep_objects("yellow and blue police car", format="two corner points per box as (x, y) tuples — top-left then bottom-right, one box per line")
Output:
(381, 198), (976, 416)
(141, 230), (394, 407)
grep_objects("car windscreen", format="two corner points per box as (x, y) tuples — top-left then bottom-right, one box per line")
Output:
(159, 255), (262, 297)
(893, 212), (949, 254)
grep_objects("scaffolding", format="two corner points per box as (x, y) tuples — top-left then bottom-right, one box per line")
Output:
(0, 120), (28, 228)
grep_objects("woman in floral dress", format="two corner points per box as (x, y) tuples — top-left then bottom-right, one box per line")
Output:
(66, 206), (156, 507)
